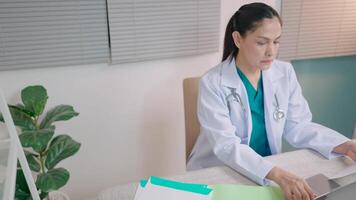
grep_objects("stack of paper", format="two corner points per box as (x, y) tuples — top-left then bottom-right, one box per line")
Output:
(134, 176), (213, 200)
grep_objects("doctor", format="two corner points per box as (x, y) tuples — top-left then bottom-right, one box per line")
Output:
(187, 2), (356, 200)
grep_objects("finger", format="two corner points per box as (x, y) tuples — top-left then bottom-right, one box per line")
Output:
(297, 183), (309, 200)
(303, 180), (315, 200)
(347, 150), (356, 161)
(284, 189), (293, 200)
(292, 188), (302, 200)
(301, 189), (309, 200)
(283, 188), (293, 200)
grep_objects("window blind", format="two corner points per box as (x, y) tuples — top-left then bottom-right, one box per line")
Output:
(0, 0), (109, 70)
(107, 0), (220, 64)
(278, 0), (356, 61)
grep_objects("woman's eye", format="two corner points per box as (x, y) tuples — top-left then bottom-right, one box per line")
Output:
(257, 42), (266, 45)
(274, 41), (280, 44)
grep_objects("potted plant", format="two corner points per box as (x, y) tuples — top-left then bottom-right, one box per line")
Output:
(0, 85), (81, 200)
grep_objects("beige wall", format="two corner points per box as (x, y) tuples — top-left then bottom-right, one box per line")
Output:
(0, 1), (279, 199)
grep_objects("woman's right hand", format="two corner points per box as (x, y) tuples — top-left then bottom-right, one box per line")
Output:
(266, 167), (315, 200)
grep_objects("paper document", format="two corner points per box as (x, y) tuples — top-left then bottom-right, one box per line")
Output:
(329, 163), (356, 179)
(211, 184), (284, 200)
(134, 176), (212, 200)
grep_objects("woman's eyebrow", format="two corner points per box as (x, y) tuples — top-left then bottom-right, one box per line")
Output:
(256, 35), (281, 40)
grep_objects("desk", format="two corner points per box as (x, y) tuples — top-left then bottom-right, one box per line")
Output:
(98, 149), (356, 200)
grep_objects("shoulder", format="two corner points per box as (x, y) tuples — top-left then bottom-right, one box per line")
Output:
(270, 59), (296, 80)
(272, 59), (294, 73)
(200, 59), (230, 87)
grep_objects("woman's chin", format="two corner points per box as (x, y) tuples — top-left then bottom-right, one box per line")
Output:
(260, 64), (272, 71)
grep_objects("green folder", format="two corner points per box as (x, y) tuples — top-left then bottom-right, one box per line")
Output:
(140, 176), (212, 195)
(212, 184), (284, 200)
(139, 177), (284, 199)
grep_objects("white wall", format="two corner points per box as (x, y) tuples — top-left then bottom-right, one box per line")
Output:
(0, 1), (279, 199)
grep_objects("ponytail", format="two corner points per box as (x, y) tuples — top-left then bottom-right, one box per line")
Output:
(222, 14), (238, 62)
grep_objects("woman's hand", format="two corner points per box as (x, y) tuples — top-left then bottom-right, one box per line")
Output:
(266, 167), (315, 200)
(333, 140), (356, 161)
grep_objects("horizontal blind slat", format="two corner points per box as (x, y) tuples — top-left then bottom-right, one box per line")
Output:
(278, 0), (356, 61)
(108, 0), (220, 64)
(0, 0), (109, 70)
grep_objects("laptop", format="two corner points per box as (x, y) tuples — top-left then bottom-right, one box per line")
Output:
(325, 180), (356, 200)
(306, 174), (340, 200)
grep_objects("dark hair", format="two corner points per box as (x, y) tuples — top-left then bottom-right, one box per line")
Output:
(222, 3), (282, 61)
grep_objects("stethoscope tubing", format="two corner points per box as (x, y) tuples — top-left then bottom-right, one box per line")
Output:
(226, 88), (285, 121)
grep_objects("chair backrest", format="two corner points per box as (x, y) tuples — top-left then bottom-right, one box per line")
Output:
(183, 77), (200, 162)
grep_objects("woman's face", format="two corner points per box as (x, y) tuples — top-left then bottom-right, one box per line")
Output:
(234, 17), (282, 71)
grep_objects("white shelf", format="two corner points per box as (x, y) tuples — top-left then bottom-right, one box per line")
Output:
(0, 138), (13, 199)
(0, 139), (11, 149)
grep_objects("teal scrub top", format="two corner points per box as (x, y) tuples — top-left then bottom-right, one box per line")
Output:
(236, 67), (272, 157)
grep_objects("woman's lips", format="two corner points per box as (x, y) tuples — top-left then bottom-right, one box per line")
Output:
(261, 60), (273, 64)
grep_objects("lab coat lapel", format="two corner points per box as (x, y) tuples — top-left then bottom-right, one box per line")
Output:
(262, 62), (284, 154)
(221, 58), (252, 142)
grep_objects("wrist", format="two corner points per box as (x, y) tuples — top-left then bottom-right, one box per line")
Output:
(333, 141), (351, 155)
(266, 167), (282, 183)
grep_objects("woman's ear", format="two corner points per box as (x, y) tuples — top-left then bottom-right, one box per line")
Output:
(232, 31), (241, 48)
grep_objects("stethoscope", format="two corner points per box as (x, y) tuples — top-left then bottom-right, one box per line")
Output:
(226, 88), (285, 121)
(273, 94), (285, 121)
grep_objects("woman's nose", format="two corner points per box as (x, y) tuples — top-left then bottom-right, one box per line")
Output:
(266, 44), (276, 57)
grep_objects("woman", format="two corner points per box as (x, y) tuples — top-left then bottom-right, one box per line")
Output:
(186, 3), (356, 200)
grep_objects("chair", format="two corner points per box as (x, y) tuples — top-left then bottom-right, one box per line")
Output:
(183, 77), (201, 162)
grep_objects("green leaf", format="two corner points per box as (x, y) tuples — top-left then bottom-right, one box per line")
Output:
(1, 105), (36, 131)
(47, 135), (69, 148)
(10, 104), (36, 117)
(19, 127), (55, 153)
(21, 85), (48, 116)
(15, 186), (31, 200)
(36, 168), (69, 193)
(40, 192), (49, 199)
(45, 135), (81, 170)
(40, 105), (79, 129)
(15, 168), (31, 200)
(25, 152), (41, 172)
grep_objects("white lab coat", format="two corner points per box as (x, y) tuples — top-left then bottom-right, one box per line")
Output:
(186, 57), (349, 185)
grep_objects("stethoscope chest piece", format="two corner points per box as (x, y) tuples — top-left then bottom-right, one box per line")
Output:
(273, 108), (285, 121)
(273, 94), (285, 121)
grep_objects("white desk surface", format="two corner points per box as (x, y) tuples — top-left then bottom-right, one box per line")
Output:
(98, 149), (356, 200)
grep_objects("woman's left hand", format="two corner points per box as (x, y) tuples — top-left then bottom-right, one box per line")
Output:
(333, 140), (356, 161)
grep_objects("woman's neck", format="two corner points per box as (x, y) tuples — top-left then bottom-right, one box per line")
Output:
(235, 55), (261, 90)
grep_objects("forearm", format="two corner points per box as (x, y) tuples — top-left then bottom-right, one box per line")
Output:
(212, 141), (275, 185)
(286, 122), (349, 158)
